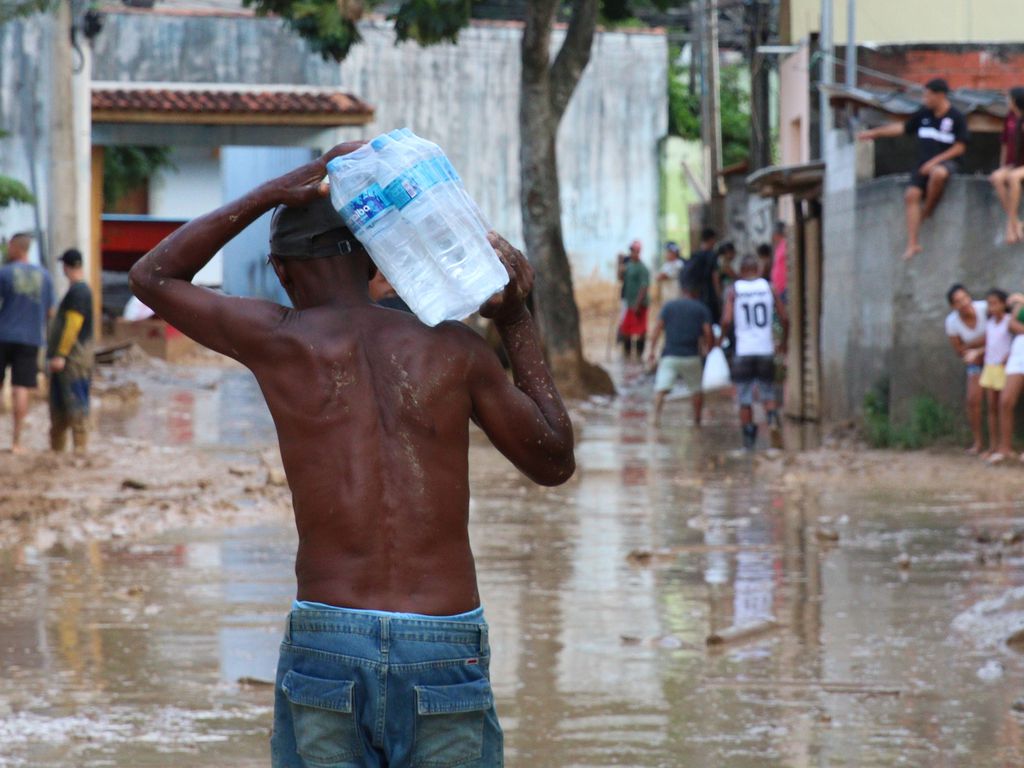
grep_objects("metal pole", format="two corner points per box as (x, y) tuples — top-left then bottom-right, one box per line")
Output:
(708, 0), (723, 196)
(845, 0), (856, 88)
(818, 0), (833, 159)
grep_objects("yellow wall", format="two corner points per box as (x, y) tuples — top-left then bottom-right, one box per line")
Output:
(787, 0), (1024, 44)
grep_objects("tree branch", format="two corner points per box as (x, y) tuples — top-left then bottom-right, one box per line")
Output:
(548, 0), (599, 120)
(522, 0), (560, 87)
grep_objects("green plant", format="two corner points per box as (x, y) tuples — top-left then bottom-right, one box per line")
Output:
(0, 175), (34, 210)
(0, 0), (58, 21)
(862, 380), (959, 450)
(668, 59), (750, 167)
(102, 146), (175, 209)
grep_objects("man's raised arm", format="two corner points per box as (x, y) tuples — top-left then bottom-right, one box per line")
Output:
(128, 142), (362, 363)
(465, 234), (575, 487)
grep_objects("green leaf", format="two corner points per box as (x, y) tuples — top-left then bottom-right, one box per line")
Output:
(0, 175), (34, 209)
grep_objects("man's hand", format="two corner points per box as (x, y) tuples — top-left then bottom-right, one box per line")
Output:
(49, 357), (65, 373)
(480, 233), (534, 325)
(918, 159), (937, 176)
(261, 141), (365, 208)
(857, 130), (875, 142)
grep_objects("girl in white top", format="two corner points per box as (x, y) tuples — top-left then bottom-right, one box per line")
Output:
(981, 289), (1011, 462)
(944, 284), (987, 454)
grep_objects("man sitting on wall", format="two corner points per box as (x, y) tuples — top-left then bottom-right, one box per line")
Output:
(858, 78), (969, 261)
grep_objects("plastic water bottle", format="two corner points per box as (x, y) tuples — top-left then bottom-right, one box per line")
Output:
(327, 142), (451, 326)
(327, 130), (508, 325)
(388, 131), (508, 319)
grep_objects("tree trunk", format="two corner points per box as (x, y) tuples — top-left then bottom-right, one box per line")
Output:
(519, 0), (614, 399)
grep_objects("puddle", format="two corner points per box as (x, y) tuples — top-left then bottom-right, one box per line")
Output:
(2, 361), (1024, 766)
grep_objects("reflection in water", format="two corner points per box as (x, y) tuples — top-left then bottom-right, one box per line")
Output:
(2, 365), (1024, 766)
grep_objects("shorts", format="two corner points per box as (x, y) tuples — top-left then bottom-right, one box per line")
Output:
(966, 363), (983, 378)
(980, 363), (1007, 391)
(654, 355), (702, 393)
(272, 602), (503, 768)
(1007, 337), (1024, 376)
(732, 354), (775, 406)
(0, 341), (40, 388)
(909, 160), (959, 191)
(619, 306), (648, 337)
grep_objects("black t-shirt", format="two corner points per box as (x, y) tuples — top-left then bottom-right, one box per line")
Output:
(660, 298), (711, 357)
(47, 281), (93, 357)
(904, 106), (969, 167)
(680, 249), (718, 316)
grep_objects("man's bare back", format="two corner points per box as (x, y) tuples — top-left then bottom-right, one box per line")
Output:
(130, 143), (575, 616)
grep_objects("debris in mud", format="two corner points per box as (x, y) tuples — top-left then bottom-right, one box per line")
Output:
(121, 478), (149, 491)
(706, 619), (780, 647)
(977, 660), (1004, 682)
(895, 552), (912, 570)
(814, 526), (839, 543)
(619, 633), (695, 650)
(238, 676), (275, 687)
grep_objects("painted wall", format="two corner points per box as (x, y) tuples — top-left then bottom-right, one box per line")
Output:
(787, 0), (1024, 45)
(821, 129), (1024, 423)
(0, 15), (55, 267)
(779, 45), (811, 168)
(91, 12), (668, 280)
(148, 146), (225, 285)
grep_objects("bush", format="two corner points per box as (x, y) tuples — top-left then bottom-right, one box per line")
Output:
(862, 380), (959, 449)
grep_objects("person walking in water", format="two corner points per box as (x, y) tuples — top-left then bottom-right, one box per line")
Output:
(858, 78), (969, 260)
(647, 279), (713, 427)
(129, 143), (575, 768)
(0, 232), (53, 453)
(721, 255), (788, 450)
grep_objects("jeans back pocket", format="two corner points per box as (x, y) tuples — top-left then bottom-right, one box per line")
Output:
(282, 670), (363, 766)
(412, 678), (493, 767)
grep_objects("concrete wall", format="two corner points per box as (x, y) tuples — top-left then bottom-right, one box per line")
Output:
(92, 12), (668, 279)
(821, 130), (1024, 423)
(0, 15), (55, 265)
(787, 0), (1024, 45)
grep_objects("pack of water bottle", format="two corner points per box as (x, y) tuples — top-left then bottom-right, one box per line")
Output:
(326, 129), (509, 326)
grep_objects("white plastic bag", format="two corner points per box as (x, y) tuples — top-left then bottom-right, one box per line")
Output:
(701, 347), (731, 392)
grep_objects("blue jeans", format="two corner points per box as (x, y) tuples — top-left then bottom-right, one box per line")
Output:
(271, 602), (503, 768)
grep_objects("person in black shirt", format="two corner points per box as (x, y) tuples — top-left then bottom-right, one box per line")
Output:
(680, 227), (721, 321)
(47, 249), (94, 452)
(859, 78), (969, 260)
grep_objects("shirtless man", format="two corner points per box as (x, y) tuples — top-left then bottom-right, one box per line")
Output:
(129, 143), (575, 768)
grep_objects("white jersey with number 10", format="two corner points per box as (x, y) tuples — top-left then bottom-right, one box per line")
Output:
(733, 277), (774, 357)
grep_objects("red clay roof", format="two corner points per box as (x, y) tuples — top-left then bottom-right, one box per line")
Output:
(91, 83), (374, 126)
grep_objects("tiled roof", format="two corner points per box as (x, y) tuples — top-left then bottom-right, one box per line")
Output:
(91, 83), (374, 125)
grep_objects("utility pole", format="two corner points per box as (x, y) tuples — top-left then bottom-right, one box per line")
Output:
(48, 0), (79, 279)
(845, 0), (856, 87)
(748, 0), (771, 171)
(698, 0), (724, 228)
(818, 0), (833, 159)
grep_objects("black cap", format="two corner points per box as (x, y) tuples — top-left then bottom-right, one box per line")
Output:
(269, 197), (361, 261)
(59, 248), (83, 267)
(925, 78), (950, 94)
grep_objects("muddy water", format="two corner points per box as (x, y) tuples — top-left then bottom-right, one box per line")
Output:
(3, 364), (1024, 766)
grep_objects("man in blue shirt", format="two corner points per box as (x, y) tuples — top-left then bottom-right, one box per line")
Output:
(647, 279), (713, 426)
(0, 233), (54, 452)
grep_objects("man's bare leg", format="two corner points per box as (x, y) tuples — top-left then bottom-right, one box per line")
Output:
(11, 385), (29, 453)
(691, 393), (703, 426)
(652, 390), (667, 425)
(992, 168), (1011, 214)
(922, 165), (949, 219)
(903, 186), (924, 260)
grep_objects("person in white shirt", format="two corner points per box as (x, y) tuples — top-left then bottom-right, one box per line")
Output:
(655, 242), (683, 303)
(944, 283), (987, 454)
(721, 256), (788, 450)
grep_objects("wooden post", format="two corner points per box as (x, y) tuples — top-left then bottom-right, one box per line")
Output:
(90, 146), (104, 341)
(785, 200), (806, 419)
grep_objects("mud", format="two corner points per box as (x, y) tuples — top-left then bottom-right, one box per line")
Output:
(2, 351), (1024, 766)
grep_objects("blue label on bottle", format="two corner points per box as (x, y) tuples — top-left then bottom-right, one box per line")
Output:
(343, 184), (390, 230)
(384, 173), (423, 209)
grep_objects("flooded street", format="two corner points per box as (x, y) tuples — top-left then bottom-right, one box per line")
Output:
(3, 363), (1024, 766)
